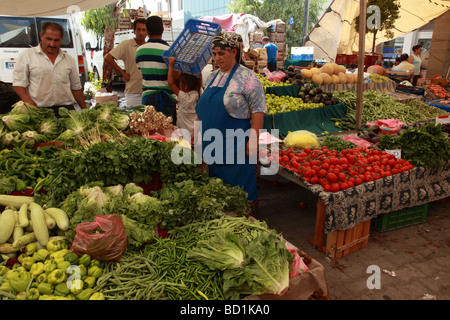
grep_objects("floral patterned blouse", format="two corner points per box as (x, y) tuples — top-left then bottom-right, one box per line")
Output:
(204, 65), (267, 119)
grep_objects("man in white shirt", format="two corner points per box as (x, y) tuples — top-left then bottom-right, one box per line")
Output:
(13, 21), (86, 112)
(104, 18), (147, 107)
(392, 54), (415, 74)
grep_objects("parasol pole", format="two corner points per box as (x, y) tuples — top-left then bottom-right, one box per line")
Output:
(355, 0), (367, 130)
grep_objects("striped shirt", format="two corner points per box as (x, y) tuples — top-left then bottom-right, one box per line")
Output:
(135, 39), (174, 101)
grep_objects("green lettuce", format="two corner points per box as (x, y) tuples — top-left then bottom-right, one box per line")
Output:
(1, 114), (35, 132)
(186, 229), (247, 270)
(120, 214), (155, 248)
(21, 130), (45, 146)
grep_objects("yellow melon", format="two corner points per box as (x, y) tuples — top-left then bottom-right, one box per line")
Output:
(311, 74), (323, 86)
(301, 69), (313, 79)
(319, 73), (332, 85)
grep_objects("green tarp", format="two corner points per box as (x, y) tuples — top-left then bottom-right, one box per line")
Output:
(262, 102), (348, 138)
(283, 59), (313, 69)
(265, 85), (301, 97)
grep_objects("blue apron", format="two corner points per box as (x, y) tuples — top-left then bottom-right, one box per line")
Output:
(195, 63), (257, 201)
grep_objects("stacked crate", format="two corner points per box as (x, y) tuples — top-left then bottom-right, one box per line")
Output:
(248, 22), (287, 71)
(117, 14), (132, 31)
(267, 22), (288, 70)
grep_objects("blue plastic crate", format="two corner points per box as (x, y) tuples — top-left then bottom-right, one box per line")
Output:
(162, 19), (221, 75)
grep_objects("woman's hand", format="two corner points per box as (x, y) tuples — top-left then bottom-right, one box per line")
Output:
(168, 56), (176, 67)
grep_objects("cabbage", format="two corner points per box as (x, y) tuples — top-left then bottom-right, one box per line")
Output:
(10, 100), (55, 120)
(0, 131), (21, 147)
(58, 107), (92, 135)
(111, 113), (130, 131)
(186, 230), (247, 270)
(120, 214), (155, 247)
(105, 184), (124, 197)
(21, 130), (45, 146)
(1, 114), (35, 132)
(78, 185), (110, 212)
(123, 182), (143, 196)
(39, 118), (62, 137)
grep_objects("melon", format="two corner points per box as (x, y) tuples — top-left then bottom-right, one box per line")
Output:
(311, 74), (323, 86)
(331, 63), (340, 74)
(301, 69), (313, 79)
(331, 74), (340, 84)
(321, 63), (334, 75)
(337, 65), (347, 74)
(338, 72), (347, 84)
(310, 67), (321, 76)
(319, 73), (332, 85)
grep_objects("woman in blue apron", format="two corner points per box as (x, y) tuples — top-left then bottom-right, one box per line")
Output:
(195, 31), (267, 203)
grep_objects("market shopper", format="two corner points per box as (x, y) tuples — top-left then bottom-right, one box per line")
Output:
(410, 44), (423, 86)
(367, 59), (387, 76)
(12, 21), (86, 112)
(392, 53), (415, 75)
(167, 56), (202, 140)
(104, 18), (147, 107)
(194, 31), (267, 205)
(136, 15), (176, 124)
(262, 36), (278, 72)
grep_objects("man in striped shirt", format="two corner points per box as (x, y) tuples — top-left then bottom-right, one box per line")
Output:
(136, 16), (176, 124)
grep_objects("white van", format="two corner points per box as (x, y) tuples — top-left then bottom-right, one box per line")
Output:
(0, 14), (88, 87)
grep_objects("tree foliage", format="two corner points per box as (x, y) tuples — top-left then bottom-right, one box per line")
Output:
(80, 3), (118, 37)
(354, 0), (401, 53)
(227, 0), (327, 49)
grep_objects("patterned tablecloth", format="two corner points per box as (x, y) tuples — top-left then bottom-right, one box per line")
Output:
(277, 160), (450, 234)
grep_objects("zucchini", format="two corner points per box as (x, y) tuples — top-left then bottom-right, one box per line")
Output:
(12, 232), (37, 249)
(45, 208), (69, 231)
(0, 209), (17, 245)
(17, 203), (29, 228)
(0, 195), (34, 209)
(44, 211), (56, 230)
(29, 203), (49, 247)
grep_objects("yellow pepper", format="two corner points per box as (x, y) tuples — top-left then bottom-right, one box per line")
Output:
(89, 292), (105, 300)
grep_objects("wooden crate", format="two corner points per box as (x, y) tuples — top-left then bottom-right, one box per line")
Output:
(325, 220), (371, 260)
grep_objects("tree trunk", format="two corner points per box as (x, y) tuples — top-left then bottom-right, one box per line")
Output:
(102, 0), (126, 92)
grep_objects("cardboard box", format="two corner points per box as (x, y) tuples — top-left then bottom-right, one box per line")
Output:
(95, 90), (118, 105)
(276, 33), (285, 42)
(276, 42), (286, 52)
(255, 48), (268, 60)
(276, 22), (286, 33)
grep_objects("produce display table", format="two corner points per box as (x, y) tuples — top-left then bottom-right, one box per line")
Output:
(262, 102), (347, 137)
(276, 160), (450, 259)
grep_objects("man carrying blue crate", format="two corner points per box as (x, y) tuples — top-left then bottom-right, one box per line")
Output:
(136, 15), (176, 124)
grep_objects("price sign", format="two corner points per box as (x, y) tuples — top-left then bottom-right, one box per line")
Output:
(385, 149), (401, 160)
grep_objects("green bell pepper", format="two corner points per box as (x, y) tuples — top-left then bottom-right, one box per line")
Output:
(77, 288), (94, 300)
(77, 265), (87, 279)
(78, 254), (91, 267)
(90, 259), (101, 268)
(0, 266), (8, 276)
(69, 279), (84, 295)
(21, 256), (35, 270)
(0, 280), (12, 292)
(48, 269), (65, 284)
(83, 276), (96, 288)
(64, 252), (79, 265)
(44, 262), (57, 274)
(36, 273), (47, 284)
(16, 292), (27, 300)
(24, 243), (37, 256)
(36, 249), (50, 261)
(8, 268), (31, 293)
(87, 266), (103, 278)
(46, 239), (62, 252)
(26, 288), (40, 300)
(54, 283), (70, 297)
(30, 262), (45, 278)
(89, 292), (105, 300)
(37, 282), (53, 295)
(57, 261), (71, 273)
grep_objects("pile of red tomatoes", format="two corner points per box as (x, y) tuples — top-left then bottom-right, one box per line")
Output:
(267, 146), (414, 192)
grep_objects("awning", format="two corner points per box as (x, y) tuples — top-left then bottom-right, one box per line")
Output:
(304, 0), (450, 61)
(2, 0), (117, 17)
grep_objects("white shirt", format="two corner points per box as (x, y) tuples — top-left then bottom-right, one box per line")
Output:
(176, 90), (200, 136)
(13, 44), (82, 108)
(392, 61), (414, 74)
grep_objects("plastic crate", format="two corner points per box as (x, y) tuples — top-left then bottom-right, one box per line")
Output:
(162, 19), (221, 75)
(371, 203), (429, 232)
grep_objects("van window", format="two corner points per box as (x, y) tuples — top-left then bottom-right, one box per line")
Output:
(36, 18), (74, 48)
(0, 16), (38, 47)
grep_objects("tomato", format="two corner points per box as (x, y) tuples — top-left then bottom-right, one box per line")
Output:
(310, 176), (319, 184)
(323, 184), (331, 192)
(322, 162), (330, 170)
(340, 182), (349, 190)
(304, 147), (311, 154)
(326, 172), (338, 183)
(331, 183), (340, 192)
(318, 169), (327, 177)
(282, 155), (289, 163)
(288, 152), (295, 159)
(355, 177), (363, 185)
(338, 172), (346, 182)
(365, 175), (374, 182)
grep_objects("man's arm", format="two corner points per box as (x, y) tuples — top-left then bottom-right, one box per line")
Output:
(13, 86), (37, 106)
(72, 89), (87, 109)
(104, 53), (130, 82)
